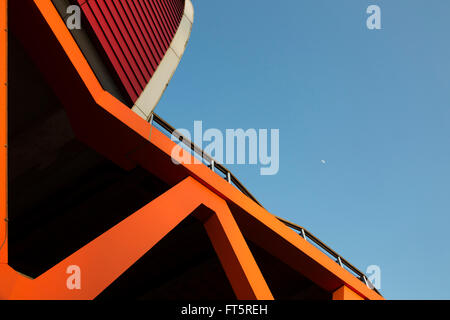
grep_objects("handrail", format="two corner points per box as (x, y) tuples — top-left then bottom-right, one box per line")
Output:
(149, 112), (380, 294)
(275, 216), (381, 294)
(151, 113), (262, 206)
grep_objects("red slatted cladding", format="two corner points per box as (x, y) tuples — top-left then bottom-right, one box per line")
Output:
(78, 0), (185, 102)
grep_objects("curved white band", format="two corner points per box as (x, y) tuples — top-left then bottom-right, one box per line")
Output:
(132, 0), (194, 120)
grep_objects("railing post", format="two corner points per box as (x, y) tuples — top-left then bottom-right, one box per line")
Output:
(148, 113), (154, 140)
(149, 112), (154, 125)
(299, 228), (306, 239)
(337, 256), (343, 267)
(361, 275), (369, 287)
(210, 160), (215, 173)
(365, 277), (375, 290)
(226, 172), (231, 183)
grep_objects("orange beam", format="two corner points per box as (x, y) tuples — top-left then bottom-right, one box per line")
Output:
(0, 177), (272, 300)
(0, 177), (201, 299)
(202, 203), (273, 300)
(0, 0), (7, 265)
(333, 286), (364, 300)
(147, 127), (384, 300)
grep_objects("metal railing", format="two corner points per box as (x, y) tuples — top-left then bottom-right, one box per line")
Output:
(150, 113), (262, 206)
(275, 216), (380, 294)
(149, 112), (380, 295)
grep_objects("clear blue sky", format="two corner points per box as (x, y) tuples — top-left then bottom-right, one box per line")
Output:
(156, 0), (450, 299)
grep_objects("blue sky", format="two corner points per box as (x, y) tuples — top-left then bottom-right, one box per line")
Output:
(156, 0), (450, 299)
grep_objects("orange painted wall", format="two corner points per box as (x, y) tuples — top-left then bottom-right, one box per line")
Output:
(333, 286), (364, 300)
(0, 0), (8, 265)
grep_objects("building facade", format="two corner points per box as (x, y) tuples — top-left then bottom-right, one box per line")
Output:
(0, 0), (383, 300)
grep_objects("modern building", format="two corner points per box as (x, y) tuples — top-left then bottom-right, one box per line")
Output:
(0, 0), (383, 300)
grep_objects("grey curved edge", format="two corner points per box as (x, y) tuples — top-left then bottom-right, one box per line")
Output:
(132, 0), (194, 120)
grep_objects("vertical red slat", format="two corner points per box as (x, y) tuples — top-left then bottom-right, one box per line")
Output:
(96, 0), (147, 88)
(160, 0), (178, 31)
(124, 0), (165, 60)
(167, 0), (181, 22)
(155, 0), (177, 37)
(113, 1), (158, 74)
(134, 0), (169, 53)
(88, 1), (143, 94)
(78, 0), (186, 102)
(167, 0), (183, 26)
(79, 1), (139, 101)
(158, 0), (177, 36)
(140, 0), (170, 50)
(170, 0), (184, 21)
(168, 0), (184, 25)
(104, 0), (152, 81)
(145, 0), (171, 47)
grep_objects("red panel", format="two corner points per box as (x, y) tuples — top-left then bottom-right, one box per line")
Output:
(79, 2), (139, 101)
(96, 0), (148, 87)
(78, 0), (186, 102)
(86, 1), (143, 96)
(124, 0), (164, 59)
(140, 0), (170, 49)
(134, 0), (168, 54)
(104, 0), (152, 80)
(111, 1), (158, 73)
(159, 0), (177, 31)
(169, 1), (184, 33)
(155, 0), (176, 36)
(170, 0), (184, 20)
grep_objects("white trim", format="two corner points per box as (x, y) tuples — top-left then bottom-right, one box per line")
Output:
(132, 0), (194, 120)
